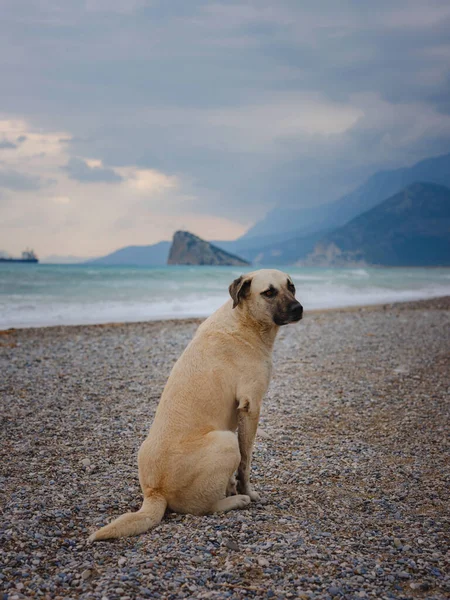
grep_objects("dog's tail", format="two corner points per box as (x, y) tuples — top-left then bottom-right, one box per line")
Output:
(88, 493), (167, 541)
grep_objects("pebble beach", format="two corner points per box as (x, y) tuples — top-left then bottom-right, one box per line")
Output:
(1, 297), (449, 599)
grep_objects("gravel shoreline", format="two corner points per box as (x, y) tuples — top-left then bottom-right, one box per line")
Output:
(1, 297), (449, 599)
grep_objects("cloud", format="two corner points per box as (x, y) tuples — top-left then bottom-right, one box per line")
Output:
(52, 195), (71, 205)
(0, 139), (17, 149)
(0, 114), (246, 256)
(85, 0), (146, 14)
(0, 168), (43, 191)
(121, 168), (178, 193)
(62, 157), (123, 183)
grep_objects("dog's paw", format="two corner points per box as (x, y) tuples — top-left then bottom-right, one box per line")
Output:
(237, 479), (261, 502)
(248, 490), (261, 502)
(235, 494), (251, 509)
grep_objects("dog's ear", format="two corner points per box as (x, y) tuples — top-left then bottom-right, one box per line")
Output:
(229, 276), (252, 309)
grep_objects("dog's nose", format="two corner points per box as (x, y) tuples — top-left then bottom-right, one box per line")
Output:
(290, 302), (303, 320)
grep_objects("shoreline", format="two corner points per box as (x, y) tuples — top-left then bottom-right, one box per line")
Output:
(2, 293), (450, 333)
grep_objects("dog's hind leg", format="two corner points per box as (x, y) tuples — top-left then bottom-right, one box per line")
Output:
(202, 431), (250, 513)
(168, 430), (249, 515)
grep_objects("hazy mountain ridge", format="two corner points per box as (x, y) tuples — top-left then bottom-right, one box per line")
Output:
(87, 241), (171, 266)
(231, 229), (330, 265)
(303, 182), (450, 266)
(211, 228), (312, 256)
(243, 152), (450, 242)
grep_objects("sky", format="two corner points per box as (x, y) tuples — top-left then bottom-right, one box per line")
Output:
(1, 0), (450, 258)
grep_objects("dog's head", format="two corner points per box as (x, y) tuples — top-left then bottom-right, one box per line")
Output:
(229, 269), (303, 326)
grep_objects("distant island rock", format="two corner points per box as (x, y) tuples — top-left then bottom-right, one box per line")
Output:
(168, 231), (250, 266)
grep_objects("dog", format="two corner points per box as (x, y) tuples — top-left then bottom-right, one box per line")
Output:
(89, 269), (303, 541)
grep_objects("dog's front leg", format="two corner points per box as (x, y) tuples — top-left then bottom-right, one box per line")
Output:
(236, 397), (260, 501)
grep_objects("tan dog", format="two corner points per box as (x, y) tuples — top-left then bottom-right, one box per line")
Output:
(89, 269), (303, 541)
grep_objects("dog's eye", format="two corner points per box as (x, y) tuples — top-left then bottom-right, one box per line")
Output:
(262, 288), (277, 298)
(288, 281), (296, 294)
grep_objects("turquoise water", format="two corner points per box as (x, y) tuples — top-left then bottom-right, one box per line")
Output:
(1, 263), (450, 328)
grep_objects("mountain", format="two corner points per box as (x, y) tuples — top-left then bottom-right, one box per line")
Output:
(211, 228), (311, 257)
(87, 241), (171, 266)
(168, 231), (250, 266)
(241, 205), (332, 241)
(303, 182), (450, 267)
(241, 152), (450, 241)
(222, 229), (330, 265)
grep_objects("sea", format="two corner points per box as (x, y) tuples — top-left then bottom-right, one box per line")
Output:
(1, 263), (450, 329)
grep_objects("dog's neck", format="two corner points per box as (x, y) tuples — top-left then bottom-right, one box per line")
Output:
(230, 304), (279, 354)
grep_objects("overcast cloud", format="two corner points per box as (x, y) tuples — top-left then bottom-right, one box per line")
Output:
(1, 0), (449, 256)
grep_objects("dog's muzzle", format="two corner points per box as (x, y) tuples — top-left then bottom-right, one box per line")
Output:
(290, 302), (303, 322)
(274, 302), (303, 325)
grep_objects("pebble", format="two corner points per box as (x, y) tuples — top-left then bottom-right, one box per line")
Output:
(257, 428), (271, 439)
(224, 539), (240, 551)
(191, 556), (204, 564)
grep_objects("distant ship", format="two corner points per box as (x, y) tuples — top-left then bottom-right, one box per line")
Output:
(0, 249), (39, 263)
